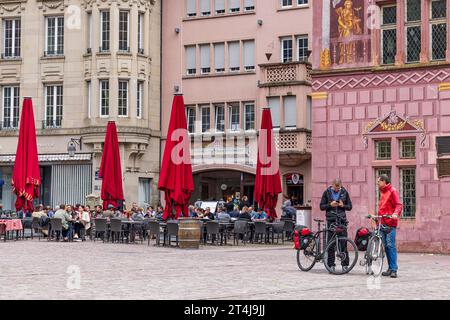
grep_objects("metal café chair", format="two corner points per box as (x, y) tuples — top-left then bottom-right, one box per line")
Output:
(110, 218), (125, 243)
(233, 220), (249, 245)
(31, 217), (44, 241)
(205, 221), (221, 245)
(93, 218), (108, 242)
(147, 221), (162, 246)
(283, 219), (295, 241)
(49, 218), (63, 241)
(253, 221), (268, 244)
(270, 221), (285, 244)
(0, 223), (6, 242)
(166, 221), (179, 247)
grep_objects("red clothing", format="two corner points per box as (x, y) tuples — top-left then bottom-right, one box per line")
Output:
(377, 184), (403, 227)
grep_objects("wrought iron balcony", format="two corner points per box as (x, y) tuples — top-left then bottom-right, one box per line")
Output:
(259, 61), (312, 87)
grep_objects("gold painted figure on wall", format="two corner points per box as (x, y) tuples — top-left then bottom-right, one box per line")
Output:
(336, 0), (362, 64)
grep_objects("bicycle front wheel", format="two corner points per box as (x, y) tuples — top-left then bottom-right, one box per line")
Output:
(323, 237), (359, 275)
(296, 238), (317, 272)
(367, 236), (385, 277)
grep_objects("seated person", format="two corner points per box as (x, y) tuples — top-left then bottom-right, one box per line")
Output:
(188, 205), (197, 218)
(281, 200), (296, 220)
(251, 208), (267, 221)
(53, 204), (73, 241)
(80, 207), (91, 241)
(196, 208), (205, 219)
(155, 207), (164, 221)
(132, 208), (145, 221)
(217, 208), (231, 221)
(203, 207), (214, 220)
(144, 206), (155, 218)
(238, 206), (252, 221)
(229, 205), (240, 218)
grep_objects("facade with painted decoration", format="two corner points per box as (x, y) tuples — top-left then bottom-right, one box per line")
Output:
(312, 0), (450, 252)
(0, 0), (161, 210)
(162, 0), (312, 210)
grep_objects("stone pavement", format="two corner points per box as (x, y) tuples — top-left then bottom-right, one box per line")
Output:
(1, 240), (449, 300)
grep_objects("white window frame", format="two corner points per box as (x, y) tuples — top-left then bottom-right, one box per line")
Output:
(137, 81), (143, 119)
(201, 0), (211, 16)
(119, 10), (130, 52)
(244, 102), (255, 131)
(229, 104), (240, 131)
(281, 0), (293, 8)
(297, 35), (308, 61)
(215, 0), (225, 14)
(228, 41), (240, 72)
(99, 79), (109, 117)
(45, 16), (64, 56)
(200, 44), (211, 74)
(186, 106), (196, 133)
(138, 12), (144, 54)
(86, 12), (92, 51)
(118, 80), (129, 117)
(201, 105), (211, 133)
(100, 10), (110, 52)
(243, 40), (255, 71)
(214, 104), (225, 132)
(87, 81), (91, 119)
(1, 86), (20, 129)
(244, 0), (255, 11)
(2, 18), (21, 58)
(186, 0), (197, 17)
(229, 0), (241, 13)
(44, 85), (63, 128)
(281, 37), (293, 63)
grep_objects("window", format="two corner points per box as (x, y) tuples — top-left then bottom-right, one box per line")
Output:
(375, 140), (391, 160)
(297, 35), (308, 61)
(87, 81), (91, 119)
(229, 104), (240, 131)
(137, 81), (143, 118)
(119, 11), (129, 52)
(400, 139), (416, 159)
(46, 16), (64, 56)
(284, 96), (296, 128)
(436, 136), (450, 155)
(201, 0), (211, 16)
(298, 0), (308, 5)
(138, 13), (144, 54)
(45, 85), (63, 128)
(405, 0), (421, 63)
(2, 87), (19, 129)
(201, 106), (210, 133)
(118, 80), (128, 117)
(375, 168), (392, 211)
(186, 107), (196, 133)
(243, 40), (255, 71)
(282, 0), (293, 7)
(200, 44), (210, 74)
(214, 43), (225, 72)
(186, 46), (196, 75)
(229, 0), (240, 13)
(100, 80), (109, 117)
(187, 0), (197, 17)
(228, 41), (240, 72)
(281, 37), (293, 62)
(430, 0), (447, 61)
(138, 178), (152, 207)
(100, 11), (110, 52)
(215, 104), (225, 132)
(3, 18), (21, 58)
(400, 168), (416, 218)
(86, 13), (92, 52)
(268, 97), (280, 128)
(381, 5), (397, 64)
(244, 103), (255, 130)
(306, 95), (312, 130)
(244, 0), (255, 11)
(215, 0), (225, 14)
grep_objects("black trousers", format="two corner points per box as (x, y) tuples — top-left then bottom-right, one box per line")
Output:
(326, 221), (349, 267)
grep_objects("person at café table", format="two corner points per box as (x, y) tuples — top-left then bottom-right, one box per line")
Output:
(54, 204), (73, 241)
(229, 205), (240, 218)
(155, 206), (164, 221)
(102, 204), (116, 219)
(203, 207), (215, 220)
(238, 206), (252, 221)
(145, 206), (155, 218)
(247, 206), (257, 217)
(132, 207), (145, 221)
(188, 205), (197, 218)
(251, 207), (267, 221)
(196, 208), (205, 219)
(217, 207), (231, 221)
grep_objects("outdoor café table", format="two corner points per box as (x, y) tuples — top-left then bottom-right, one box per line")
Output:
(0, 219), (23, 240)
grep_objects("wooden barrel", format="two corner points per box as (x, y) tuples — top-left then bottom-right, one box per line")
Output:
(178, 218), (201, 249)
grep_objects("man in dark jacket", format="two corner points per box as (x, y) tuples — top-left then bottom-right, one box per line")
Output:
(319, 178), (352, 273)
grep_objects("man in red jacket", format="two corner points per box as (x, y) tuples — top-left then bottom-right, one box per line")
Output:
(377, 174), (403, 278)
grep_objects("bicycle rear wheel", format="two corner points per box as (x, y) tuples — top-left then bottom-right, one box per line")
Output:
(323, 237), (359, 275)
(366, 236), (384, 277)
(296, 238), (317, 272)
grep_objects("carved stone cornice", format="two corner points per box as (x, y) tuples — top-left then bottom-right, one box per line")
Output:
(0, 0), (26, 15)
(36, 0), (67, 12)
(82, 0), (154, 10)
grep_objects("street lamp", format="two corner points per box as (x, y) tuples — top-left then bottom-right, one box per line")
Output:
(67, 137), (82, 158)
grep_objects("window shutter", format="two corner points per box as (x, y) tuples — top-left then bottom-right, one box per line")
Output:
(186, 46), (196, 69)
(200, 44), (210, 68)
(243, 40), (255, 67)
(228, 42), (240, 68)
(229, 0), (240, 9)
(284, 96), (297, 127)
(215, 0), (225, 10)
(214, 43), (225, 69)
(244, 0), (254, 7)
(201, 0), (211, 13)
(186, 0), (196, 15)
(268, 97), (280, 127)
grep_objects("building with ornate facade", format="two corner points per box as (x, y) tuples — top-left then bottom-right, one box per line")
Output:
(312, 0), (450, 252)
(0, 0), (161, 210)
(162, 0), (312, 210)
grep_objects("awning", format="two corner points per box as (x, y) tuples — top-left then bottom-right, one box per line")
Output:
(0, 153), (92, 163)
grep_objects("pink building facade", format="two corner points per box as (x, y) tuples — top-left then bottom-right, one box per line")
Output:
(312, 0), (450, 252)
(162, 0), (313, 211)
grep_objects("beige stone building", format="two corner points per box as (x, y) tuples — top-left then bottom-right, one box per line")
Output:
(0, 0), (161, 210)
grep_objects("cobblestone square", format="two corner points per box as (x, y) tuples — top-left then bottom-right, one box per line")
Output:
(1, 240), (449, 300)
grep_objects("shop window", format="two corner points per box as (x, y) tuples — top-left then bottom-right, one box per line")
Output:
(285, 173), (304, 205)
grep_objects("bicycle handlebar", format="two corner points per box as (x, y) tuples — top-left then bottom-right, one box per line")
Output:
(366, 214), (393, 219)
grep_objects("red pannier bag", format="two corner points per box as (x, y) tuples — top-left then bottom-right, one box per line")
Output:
(355, 227), (370, 251)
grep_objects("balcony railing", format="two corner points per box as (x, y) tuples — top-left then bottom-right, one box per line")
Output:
(0, 121), (18, 131)
(259, 61), (311, 87)
(274, 129), (312, 154)
(42, 119), (62, 129)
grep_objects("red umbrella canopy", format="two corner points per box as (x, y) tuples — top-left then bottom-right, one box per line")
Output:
(158, 95), (194, 220)
(99, 121), (124, 210)
(254, 108), (282, 221)
(12, 97), (41, 212)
